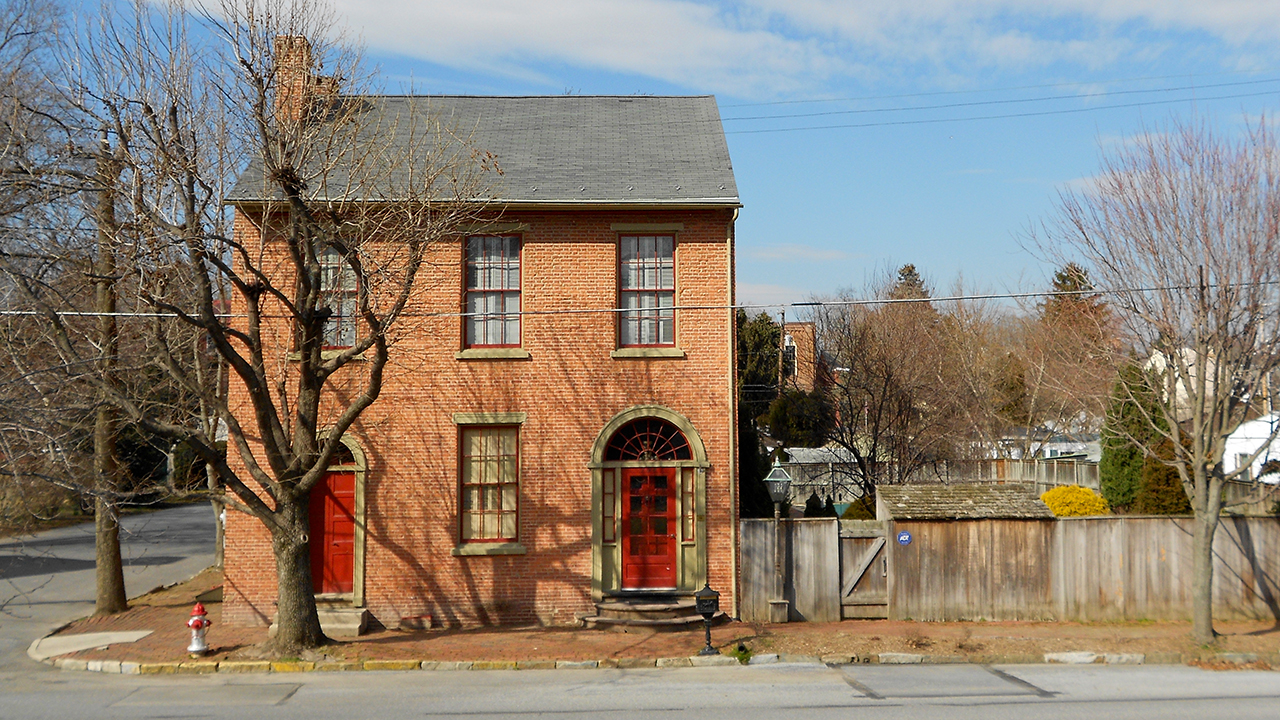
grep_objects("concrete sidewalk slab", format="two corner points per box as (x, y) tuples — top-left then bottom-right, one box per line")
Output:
(28, 631), (153, 661)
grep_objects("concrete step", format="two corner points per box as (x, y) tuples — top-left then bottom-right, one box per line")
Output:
(595, 598), (699, 621)
(317, 607), (369, 638)
(583, 611), (728, 633)
(268, 606), (369, 639)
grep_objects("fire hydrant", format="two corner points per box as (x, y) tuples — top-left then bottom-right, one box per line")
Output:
(187, 602), (211, 656)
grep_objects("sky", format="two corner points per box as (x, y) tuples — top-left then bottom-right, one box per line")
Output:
(325, 2), (1280, 308)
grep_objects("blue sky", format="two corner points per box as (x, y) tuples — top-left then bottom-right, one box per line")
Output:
(331, 1), (1280, 307)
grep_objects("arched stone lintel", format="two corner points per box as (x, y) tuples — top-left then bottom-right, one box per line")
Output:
(589, 405), (708, 468)
(317, 428), (368, 608)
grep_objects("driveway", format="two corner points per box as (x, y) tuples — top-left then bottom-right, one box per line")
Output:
(0, 504), (216, 671)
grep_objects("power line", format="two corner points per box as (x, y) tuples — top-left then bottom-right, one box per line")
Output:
(719, 70), (1272, 109)
(725, 88), (1280, 135)
(0, 281), (1272, 319)
(721, 77), (1280, 123)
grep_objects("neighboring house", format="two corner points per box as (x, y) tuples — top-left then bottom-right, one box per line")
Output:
(221, 38), (741, 629)
(979, 428), (1101, 461)
(1224, 413), (1280, 483)
(779, 445), (864, 505)
(781, 321), (818, 393)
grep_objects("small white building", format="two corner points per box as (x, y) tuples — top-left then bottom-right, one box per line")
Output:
(1224, 413), (1280, 483)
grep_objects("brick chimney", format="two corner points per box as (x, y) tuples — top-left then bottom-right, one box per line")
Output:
(274, 35), (313, 122)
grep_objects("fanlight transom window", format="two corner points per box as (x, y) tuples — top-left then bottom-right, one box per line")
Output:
(605, 418), (692, 461)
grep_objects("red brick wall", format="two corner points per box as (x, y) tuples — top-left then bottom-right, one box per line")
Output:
(222, 207), (738, 628)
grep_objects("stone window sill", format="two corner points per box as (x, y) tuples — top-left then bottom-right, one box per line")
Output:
(610, 347), (685, 359)
(452, 542), (527, 557)
(287, 350), (366, 361)
(455, 348), (531, 361)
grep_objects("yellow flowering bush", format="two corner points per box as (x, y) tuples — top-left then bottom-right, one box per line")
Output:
(1040, 485), (1110, 517)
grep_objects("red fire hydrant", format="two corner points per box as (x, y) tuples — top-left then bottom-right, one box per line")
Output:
(187, 602), (211, 656)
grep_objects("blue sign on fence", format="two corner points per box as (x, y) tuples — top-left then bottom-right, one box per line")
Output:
(897, 531), (912, 546)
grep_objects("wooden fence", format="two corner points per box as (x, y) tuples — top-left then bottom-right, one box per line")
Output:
(739, 516), (1280, 623)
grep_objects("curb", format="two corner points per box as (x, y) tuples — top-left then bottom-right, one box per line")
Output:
(47, 649), (1278, 675)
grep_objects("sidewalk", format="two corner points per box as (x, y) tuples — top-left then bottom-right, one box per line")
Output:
(37, 568), (1280, 674)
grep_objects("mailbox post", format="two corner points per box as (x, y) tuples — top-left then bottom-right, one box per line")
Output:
(694, 583), (720, 656)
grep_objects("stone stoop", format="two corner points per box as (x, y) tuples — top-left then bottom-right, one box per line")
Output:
(582, 595), (727, 632)
(268, 605), (369, 639)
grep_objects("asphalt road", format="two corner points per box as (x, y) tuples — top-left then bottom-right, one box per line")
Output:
(1, 662), (1279, 719)
(0, 504), (216, 671)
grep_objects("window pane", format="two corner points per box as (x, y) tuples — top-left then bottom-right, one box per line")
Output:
(465, 237), (520, 347)
(460, 426), (519, 542)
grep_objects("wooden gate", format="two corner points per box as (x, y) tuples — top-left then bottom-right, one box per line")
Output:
(840, 520), (888, 619)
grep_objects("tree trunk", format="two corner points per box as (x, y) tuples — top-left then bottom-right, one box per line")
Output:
(270, 500), (325, 654)
(209, 492), (225, 569)
(1190, 511), (1219, 644)
(93, 410), (127, 615)
(92, 135), (127, 616)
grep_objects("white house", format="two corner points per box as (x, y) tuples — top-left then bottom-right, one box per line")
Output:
(1224, 413), (1280, 483)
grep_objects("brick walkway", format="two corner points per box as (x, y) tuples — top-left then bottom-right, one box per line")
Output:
(46, 568), (1280, 668)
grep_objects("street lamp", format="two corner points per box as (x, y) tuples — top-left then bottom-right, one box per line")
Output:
(694, 583), (720, 656)
(763, 459), (792, 623)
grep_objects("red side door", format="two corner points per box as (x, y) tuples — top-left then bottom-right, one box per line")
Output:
(621, 468), (677, 589)
(309, 470), (356, 594)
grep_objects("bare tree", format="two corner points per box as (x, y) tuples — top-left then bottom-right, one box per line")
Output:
(24, 0), (495, 653)
(1034, 119), (1280, 643)
(815, 267), (973, 500)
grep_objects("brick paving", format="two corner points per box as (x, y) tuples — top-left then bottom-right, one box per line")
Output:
(46, 568), (1280, 669)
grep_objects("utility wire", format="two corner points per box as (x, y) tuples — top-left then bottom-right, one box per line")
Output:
(721, 77), (1280, 123)
(719, 70), (1272, 108)
(0, 282), (1272, 319)
(725, 88), (1280, 135)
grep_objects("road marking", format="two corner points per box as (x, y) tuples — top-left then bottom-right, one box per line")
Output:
(828, 663), (885, 699)
(983, 665), (1056, 698)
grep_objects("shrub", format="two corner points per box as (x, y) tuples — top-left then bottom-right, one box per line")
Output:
(1040, 485), (1110, 517)
(840, 496), (876, 520)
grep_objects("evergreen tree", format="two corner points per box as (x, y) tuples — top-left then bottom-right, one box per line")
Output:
(803, 491), (824, 517)
(767, 388), (835, 447)
(1099, 362), (1158, 511)
(1135, 438), (1193, 514)
(736, 310), (782, 518)
(1039, 262), (1111, 348)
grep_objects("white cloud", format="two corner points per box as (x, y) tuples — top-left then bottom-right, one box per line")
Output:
(332, 1), (1280, 97)
(333, 0), (843, 96)
(747, 243), (852, 262)
(737, 282), (807, 307)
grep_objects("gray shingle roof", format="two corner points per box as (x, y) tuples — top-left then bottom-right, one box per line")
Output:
(876, 484), (1055, 520)
(227, 95), (738, 206)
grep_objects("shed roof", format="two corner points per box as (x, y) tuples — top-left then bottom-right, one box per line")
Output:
(228, 95), (739, 207)
(877, 484), (1054, 520)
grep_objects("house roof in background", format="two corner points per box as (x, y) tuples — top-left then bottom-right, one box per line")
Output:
(877, 484), (1054, 520)
(228, 95), (739, 207)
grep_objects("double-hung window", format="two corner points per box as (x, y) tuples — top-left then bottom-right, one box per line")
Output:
(459, 426), (519, 542)
(320, 247), (358, 349)
(618, 235), (674, 347)
(465, 235), (521, 347)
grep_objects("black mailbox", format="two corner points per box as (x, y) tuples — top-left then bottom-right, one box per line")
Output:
(694, 583), (720, 655)
(695, 583), (719, 619)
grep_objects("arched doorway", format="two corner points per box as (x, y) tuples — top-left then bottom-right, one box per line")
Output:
(591, 407), (709, 598)
(309, 439), (366, 601)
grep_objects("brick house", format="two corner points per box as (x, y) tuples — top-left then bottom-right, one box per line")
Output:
(220, 42), (741, 630)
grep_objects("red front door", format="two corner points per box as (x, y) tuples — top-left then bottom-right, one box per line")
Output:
(621, 468), (677, 589)
(309, 470), (356, 594)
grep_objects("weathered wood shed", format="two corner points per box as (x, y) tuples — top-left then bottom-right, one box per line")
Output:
(877, 484), (1058, 621)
